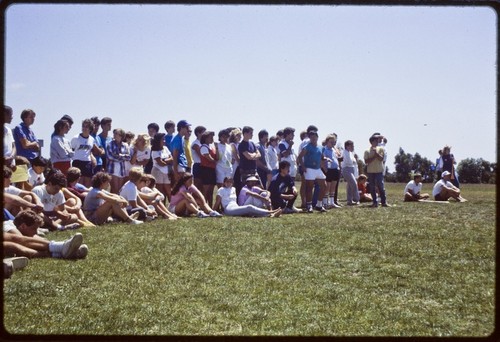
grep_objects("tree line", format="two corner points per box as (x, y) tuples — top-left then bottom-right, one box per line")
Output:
(387, 147), (496, 184)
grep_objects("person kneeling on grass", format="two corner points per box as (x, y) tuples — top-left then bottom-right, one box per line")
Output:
(357, 174), (373, 203)
(119, 167), (158, 222)
(404, 173), (430, 202)
(138, 174), (178, 220)
(432, 171), (467, 202)
(31, 170), (81, 231)
(168, 173), (222, 218)
(213, 177), (282, 217)
(3, 211), (87, 262)
(83, 172), (144, 225)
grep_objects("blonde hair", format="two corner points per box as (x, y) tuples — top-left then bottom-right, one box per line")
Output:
(128, 167), (144, 182)
(131, 133), (151, 150)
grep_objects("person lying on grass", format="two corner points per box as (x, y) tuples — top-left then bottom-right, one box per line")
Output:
(237, 175), (272, 209)
(403, 173), (430, 202)
(213, 177), (282, 217)
(3, 166), (44, 216)
(432, 171), (467, 202)
(3, 211), (87, 260)
(168, 173), (222, 218)
(138, 174), (178, 220)
(83, 171), (144, 225)
(119, 167), (158, 222)
(31, 170), (81, 231)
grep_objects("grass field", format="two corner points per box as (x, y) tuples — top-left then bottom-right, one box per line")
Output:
(2, 182), (496, 337)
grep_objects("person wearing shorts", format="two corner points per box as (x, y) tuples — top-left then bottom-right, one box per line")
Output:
(71, 119), (99, 188)
(297, 130), (327, 213)
(151, 133), (173, 202)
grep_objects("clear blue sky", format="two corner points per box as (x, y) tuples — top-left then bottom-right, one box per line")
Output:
(5, 4), (497, 170)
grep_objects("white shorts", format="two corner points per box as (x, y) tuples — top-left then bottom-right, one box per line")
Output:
(152, 167), (170, 184)
(216, 167), (233, 184)
(304, 168), (326, 181)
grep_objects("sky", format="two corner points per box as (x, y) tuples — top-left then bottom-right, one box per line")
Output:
(4, 4), (497, 171)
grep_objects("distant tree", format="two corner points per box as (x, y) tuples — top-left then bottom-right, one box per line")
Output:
(458, 158), (495, 184)
(393, 147), (435, 183)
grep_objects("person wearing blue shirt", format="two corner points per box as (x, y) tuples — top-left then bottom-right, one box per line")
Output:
(13, 109), (40, 163)
(171, 120), (191, 183)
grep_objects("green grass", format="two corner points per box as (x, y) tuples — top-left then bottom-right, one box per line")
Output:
(3, 183), (496, 337)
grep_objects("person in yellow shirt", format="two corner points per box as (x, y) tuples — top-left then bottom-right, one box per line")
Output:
(364, 135), (389, 207)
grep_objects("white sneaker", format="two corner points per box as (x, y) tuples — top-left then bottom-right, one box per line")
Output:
(209, 211), (222, 217)
(197, 211), (209, 218)
(129, 219), (144, 225)
(61, 233), (83, 259)
(4, 257), (29, 271)
(74, 244), (88, 259)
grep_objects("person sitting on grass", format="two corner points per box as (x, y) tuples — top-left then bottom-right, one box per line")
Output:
(65, 167), (91, 203)
(61, 184), (95, 228)
(357, 174), (373, 203)
(168, 173), (222, 218)
(4, 228), (87, 261)
(119, 167), (157, 222)
(268, 161), (302, 214)
(432, 171), (467, 202)
(3, 166), (44, 216)
(25, 156), (48, 191)
(31, 170), (81, 231)
(138, 174), (178, 220)
(404, 173), (430, 202)
(237, 175), (272, 209)
(213, 177), (282, 217)
(83, 172), (143, 225)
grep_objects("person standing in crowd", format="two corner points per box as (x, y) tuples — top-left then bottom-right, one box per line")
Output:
(229, 127), (242, 195)
(199, 131), (218, 207)
(215, 129), (234, 189)
(191, 125), (207, 190)
(256, 129), (272, 189)
(279, 127), (298, 180)
(341, 140), (360, 206)
(13, 109), (40, 163)
(171, 120), (191, 184)
(364, 135), (388, 207)
(129, 133), (151, 172)
(150, 132), (173, 202)
(441, 145), (460, 188)
(106, 128), (132, 194)
(238, 126), (262, 186)
(95, 117), (112, 171)
(322, 134), (341, 208)
(4, 106), (16, 169)
(70, 119), (99, 188)
(184, 126), (193, 173)
(50, 119), (74, 174)
(297, 130), (327, 213)
(435, 149), (443, 180)
(144, 122), (160, 174)
(267, 135), (279, 177)
(90, 116), (106, 174)
(164, 120), (176, 151)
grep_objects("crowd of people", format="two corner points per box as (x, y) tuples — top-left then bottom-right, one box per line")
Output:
(3, 106), (467, 277)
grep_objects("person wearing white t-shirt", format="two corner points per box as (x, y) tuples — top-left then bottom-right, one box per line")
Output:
(341, 140), (360, 205)
(150, 133), (173, 202)
(4, 106), (16, 168)
(26, 156), (47, 191)
(213, 177), (282, 217)
(31, 171), (80, 231)
(278, 127), (297, 179)
(215, 129), (234, 188)
(403, 173), (430, 202)
(71, 119), (99, 187)
(119, 167), (157, 221)
(3, 166), (43, 216)
(432, 171), (467, 202)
